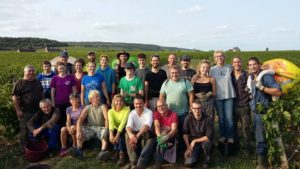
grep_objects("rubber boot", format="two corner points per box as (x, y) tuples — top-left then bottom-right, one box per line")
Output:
(256, 155), (267, 169)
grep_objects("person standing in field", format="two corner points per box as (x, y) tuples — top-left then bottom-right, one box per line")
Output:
(115, 51), (130, 86)
(56, 50), (74, 74)
(159, 65), (194, 153)
(37, 60), (56, 99)
(59, 93), (84, 157)
(12, 65), (44, 147)
(119, 62), (144, 109)
(161, 53), (177, 79)
(81, 61), (110, 106)
(107, 94), (130, 166)
(96, 54), (116, 103)
(72, 58), (87, 96)
(210, 50), (236, 144)
(180, 55), (196, 81)
(83, 51), (99, 72)
(183, 100), (214, 169)
(231, 56), (252, 153)
(248, 57), (282, 169)
(135, 53), (150, 83)
(50, 62), (77, 126)
(144, 54), (167, 111)
(191, 59), (216, 120)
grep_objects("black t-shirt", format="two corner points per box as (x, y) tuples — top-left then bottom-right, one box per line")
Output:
(11, 79), (43, 113)
(145, 69), (167, 98)
(180, 68), (196, 81)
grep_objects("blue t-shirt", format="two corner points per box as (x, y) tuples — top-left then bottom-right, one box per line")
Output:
(37, 71), (56, 98)
(81, 74), (105, 104)
(96, 66), (116, 93)
(250, 73), (281, 113)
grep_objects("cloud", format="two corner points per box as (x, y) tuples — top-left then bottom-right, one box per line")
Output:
(177, 4), (205, 14)
(271, 27), (293, 34)
(92, 21), (149, 32)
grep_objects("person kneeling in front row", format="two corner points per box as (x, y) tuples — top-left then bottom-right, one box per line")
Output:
(183, 100), (214, 168)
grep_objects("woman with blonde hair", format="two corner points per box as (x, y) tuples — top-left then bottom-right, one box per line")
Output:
(210, 50), (236, 144)
(191, 59), (216, 119)
(108, 94), (130, 166)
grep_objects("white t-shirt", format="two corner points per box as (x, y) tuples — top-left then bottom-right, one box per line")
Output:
(126, 107), (153, 132)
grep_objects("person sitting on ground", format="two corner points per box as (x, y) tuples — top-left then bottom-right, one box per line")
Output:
(59, 93), (84, 157)
(37, 60), (56, 99)
(125, 95), (154, 169)
(152, 99), (178, 169)
(69, 90), (110, 159)
(108, 94), (130, 166)
(27, 99), (61, 154)
(183, 100), (214, 169)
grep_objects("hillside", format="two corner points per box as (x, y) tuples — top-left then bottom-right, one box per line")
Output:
(0, 37), (191, 51)
(0, 37), (68, 50)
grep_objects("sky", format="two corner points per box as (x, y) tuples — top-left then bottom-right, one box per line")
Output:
(1, 0), (300, 51)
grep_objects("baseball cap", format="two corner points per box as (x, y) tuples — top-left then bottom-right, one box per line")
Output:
(125, 62), (135, 69)
(180, 55), (191, 61)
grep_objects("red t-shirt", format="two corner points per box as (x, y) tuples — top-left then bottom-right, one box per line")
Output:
(153, 110), (178, 129)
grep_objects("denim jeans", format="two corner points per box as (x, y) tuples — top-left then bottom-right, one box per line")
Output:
(178, 113), (188, 153)
(184, 141), (212, 165)
(215, 99), (234, 138)
(113, 130), (126, 152)
(29, 124), (61, 149)
(252, 112), (267, 155)
(234, 105), (252, 147)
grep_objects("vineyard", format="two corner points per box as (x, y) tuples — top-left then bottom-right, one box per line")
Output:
(0, 49), (299, 169)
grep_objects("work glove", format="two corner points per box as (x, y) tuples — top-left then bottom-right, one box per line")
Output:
(205, 91), (213, 99)
(255, 81), (265, 91)
(195, 93), (207, 102)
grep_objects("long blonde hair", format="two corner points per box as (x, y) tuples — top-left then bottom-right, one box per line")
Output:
(195, 59), (211, 79)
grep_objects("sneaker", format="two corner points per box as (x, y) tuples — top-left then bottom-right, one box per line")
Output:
(69, 148), (83, 158)
(227, 138), (235, 144)
(219, 137), (226, 143)
(96, 150), (110, 161)
(110, 151), (118, 161)
(59, 148), (68, 157)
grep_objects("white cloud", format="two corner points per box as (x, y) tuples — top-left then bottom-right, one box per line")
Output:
(271, 27), (293, 34)
(177, 4), (205, 14)
(92, 21), (149, 32)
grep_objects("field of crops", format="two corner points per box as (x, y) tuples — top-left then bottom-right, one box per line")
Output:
(0, 48), (299, 169)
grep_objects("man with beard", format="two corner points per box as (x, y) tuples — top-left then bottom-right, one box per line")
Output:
(84, 51), (99, 72)
(180, 55), (196, 81)
(144, 54), (167, 111)
(161, 53), (177, 79)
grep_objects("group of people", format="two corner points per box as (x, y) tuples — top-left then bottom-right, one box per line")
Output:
(12, 50), (281, 169)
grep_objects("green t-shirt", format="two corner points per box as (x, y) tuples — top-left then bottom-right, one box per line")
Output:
(119, 76), (144, 105)
(160, 78), (193, 115)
